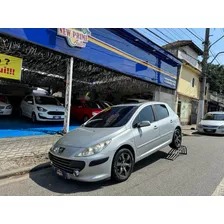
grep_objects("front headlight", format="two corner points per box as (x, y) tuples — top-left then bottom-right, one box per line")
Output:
(37, 106), (47, 112)
(76, 140), (111, 157)
(218, 125), (224, 129)
(6, 105), (12, 109)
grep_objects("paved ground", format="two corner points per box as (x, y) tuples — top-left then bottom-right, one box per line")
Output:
(0, 135), (61, 173)
(0, 134), (224, 196)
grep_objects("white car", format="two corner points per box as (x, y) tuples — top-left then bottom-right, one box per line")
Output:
(0, 95), (12, 116)
(20, 94), (65, 122)
(197, 112), (224, 135)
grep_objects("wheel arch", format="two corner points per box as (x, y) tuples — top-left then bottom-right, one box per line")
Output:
(115, 144), (136, 163)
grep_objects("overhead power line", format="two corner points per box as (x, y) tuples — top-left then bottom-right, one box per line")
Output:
(145, 28), (169, 44)
(186, 28), (203, 41)
(178, 28), (193, 40)
(165, 29), (179, 41)
(190, 29), (203, 40)
(170, 29), (185, 40)
(155, 28), (175, 42)
(145, 28), (199, 62)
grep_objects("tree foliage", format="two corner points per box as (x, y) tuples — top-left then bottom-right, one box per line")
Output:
(207, 63), (224, 94)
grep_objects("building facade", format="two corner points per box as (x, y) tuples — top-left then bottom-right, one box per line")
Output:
(0, 28), (182, 111)
(163, 40), (203, 125)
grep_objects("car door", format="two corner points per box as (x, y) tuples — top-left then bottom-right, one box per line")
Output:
(21, 96), (29, 117)
(153, 104), (174, 145)
(25, 96), (34, 118)
(132, 105), (160, 157)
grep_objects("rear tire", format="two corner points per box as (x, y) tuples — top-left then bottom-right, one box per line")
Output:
(32, 112), (37, 123)
(169, 128), (182, 149)
(111, 148), (134, 182)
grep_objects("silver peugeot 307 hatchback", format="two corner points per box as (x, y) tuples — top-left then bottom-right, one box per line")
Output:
(49, 102), (182, 182)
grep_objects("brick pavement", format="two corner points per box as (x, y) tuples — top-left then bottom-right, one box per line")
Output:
(0, 135), (61, 173)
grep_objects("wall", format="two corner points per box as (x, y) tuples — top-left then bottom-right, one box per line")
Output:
(154, 87), (176, 111)
(178, 95), (192, 124)
(177, 63), (200, 99)
(178, 46), (201, 71)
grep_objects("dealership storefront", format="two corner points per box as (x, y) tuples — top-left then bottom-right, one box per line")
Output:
(0, 28), (181, 137)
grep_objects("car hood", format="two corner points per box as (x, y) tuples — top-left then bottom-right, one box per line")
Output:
(200, 120), (224, 126)
(0, 101), (10, 107)
(37, 104), (65, 111)
(56, 126), (127, 148)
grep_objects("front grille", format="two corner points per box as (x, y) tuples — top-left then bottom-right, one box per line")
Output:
(48, 111), (64, 115)
(0, 106), (5, 109)
(204, 129), (216, 133)
(49, 153), (85, 174)
(202, 125), (218, 128)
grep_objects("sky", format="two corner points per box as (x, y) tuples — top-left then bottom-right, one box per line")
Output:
(142, 28), (224, 65)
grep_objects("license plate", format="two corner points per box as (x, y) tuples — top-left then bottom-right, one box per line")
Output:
(56, 169), (63, 176)
(53, 116), (61, 119)
(206, 129), (212, 132)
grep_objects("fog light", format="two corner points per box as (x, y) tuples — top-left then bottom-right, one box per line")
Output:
(73, 170), (80, 177)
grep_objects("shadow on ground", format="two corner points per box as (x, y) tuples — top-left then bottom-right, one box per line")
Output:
(29, 151), (168, 195)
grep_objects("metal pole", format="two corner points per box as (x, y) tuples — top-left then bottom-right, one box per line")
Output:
(63, 57), (74, 134)
(197, 28), (210, 124)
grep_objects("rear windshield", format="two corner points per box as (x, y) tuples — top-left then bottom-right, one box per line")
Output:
(35, 96), (59, 105)
(84, 106), (138, 128)
(203, 113), (224, 121)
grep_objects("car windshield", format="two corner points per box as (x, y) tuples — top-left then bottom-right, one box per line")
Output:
(35, 96), (59, 105)
(203, 113), (224, 121)
(84, 106), (138, 128)
(0, 95), (8, 103)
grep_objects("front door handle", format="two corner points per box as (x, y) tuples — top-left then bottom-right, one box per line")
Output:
(154, 125), (158, 129)
(170, 120), (173, 123)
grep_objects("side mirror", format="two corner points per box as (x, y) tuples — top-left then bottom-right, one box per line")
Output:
(136, 121), (151, 128)
(27, 101), (33, 104)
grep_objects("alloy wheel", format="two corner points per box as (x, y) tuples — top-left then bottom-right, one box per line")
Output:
(174, 129), (182, 148)
(115, 152), (132, 178)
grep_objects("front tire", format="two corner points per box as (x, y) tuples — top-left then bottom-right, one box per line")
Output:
(32, 112), (37, 123)
(112, 148), (134, 182)
(169, 128), (182, 149)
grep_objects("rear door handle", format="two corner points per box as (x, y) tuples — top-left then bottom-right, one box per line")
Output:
(154, 125), (158, 129)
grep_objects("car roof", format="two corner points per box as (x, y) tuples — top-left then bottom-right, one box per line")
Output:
(113, 101), (167, 107)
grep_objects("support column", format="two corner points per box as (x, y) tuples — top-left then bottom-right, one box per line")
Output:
(63, 57), (74, 134)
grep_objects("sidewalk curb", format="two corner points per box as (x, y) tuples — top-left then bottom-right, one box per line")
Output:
(0, 162), (51, 180)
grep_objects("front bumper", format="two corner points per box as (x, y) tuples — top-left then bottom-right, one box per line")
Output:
(37, 113), (64, 121)
(0, 109), (12, 115)
(197, 127), (224, 135)
(49, 152), (113, 182)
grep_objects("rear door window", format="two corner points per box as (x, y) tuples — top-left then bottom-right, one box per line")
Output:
(154, 104), (169, 120)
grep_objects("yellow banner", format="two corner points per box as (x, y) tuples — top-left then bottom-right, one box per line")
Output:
(0, 54), (22, 81)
